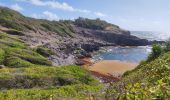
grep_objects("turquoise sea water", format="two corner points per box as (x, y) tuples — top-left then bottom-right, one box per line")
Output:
(93, 32), (170, 63)
(93, 46), (152, 63)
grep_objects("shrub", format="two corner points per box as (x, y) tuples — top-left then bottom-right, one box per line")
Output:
(0, 84), (102, 100)
(0, 65), (100, 89)
(36, 47), (54, 57)
(4, 57), (32, 68)
(165, 38), (170, 51)
(147, 44), (164, 61)
(0, 48), (5, 64)
(5, 48), (52, 66)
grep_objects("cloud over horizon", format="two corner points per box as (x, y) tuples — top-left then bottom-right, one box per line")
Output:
(10, 4), (23, 11)
(17, 0), (90, 13)
(94, 12), (107, 17)
(32, 11), (59, 21)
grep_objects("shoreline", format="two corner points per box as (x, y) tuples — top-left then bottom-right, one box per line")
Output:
(80, 45), (150, 82)
(81, 58), (138, 82)
(90, 45), (152, 63)
(89, 60), (138, 76)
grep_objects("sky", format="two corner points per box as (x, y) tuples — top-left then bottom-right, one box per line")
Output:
(0, 0), (170, 32)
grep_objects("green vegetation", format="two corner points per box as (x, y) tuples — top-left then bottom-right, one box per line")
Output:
(0, 7), (121, 38)
(0, 7), (75, 36)
(0, 48), (5, 64)
(74, 17), (119, 30)
(0, 65), (99, 88)
(0, 32), (101, 99)
(1, 6), (170, 99)
(0, 33), (52, 67)
(36, 46), (55, 57)
(0, 84), (102, 100)
(0, 65), (102, 99)
(147, 39), (170, 62)
(165, 38), (170, 51)
(147, 44), (164, 61)
(106, 41), (170, 99)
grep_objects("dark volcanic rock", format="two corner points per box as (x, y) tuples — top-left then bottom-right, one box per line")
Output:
(74, 26), (150, 46)
(80, 43), (100, 52)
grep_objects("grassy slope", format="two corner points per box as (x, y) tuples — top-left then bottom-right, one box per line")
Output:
(74, 17), (119, 30)
(0, 7), (75, 36)
(106, 52), (170, 99)
(0, 32), (102, 99)
(0, 7), (120, 37)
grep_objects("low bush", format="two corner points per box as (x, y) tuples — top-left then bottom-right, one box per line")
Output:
(0, 84), (102, 100)
(4, 57), (32, 68)
(165, 38), (170, 51)
(36, 47), (54, 57)
(0, 65), (100, 89)
(147, 44), (164, 61)
(0, 33), (52, 67)
(0, 48), (5, 64)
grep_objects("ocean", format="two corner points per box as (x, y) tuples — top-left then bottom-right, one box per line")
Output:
(93, 31), (170, 63)
(130, 31), (170, 41)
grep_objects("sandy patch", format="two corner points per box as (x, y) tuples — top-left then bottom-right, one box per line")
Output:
(89, 60), (138, 76)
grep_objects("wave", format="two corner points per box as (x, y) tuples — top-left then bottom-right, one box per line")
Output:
(130, 31), (170, 41)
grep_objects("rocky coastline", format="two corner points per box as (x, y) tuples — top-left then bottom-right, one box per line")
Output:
(0, 25), (156, 66)
(0, 7), (160, 66)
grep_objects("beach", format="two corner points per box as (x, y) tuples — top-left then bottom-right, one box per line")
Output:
(88, 60), (138, 76)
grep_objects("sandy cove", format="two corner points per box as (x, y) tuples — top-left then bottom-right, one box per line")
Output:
(89, 60), (137, 76)
(81, 58), (138, 82)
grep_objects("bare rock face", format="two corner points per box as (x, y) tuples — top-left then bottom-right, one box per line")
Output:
(74, 26), (150, 46)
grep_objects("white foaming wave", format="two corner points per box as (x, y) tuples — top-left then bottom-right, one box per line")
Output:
(131, 31), (170, 41)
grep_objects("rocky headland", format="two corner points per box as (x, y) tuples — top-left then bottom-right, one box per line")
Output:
(0, 7), (153, 66)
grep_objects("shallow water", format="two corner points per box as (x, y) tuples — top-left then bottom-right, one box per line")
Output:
(92, 46), (152, 63)
(93, 32), (169, 63)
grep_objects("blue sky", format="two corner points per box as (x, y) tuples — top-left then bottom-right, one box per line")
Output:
(0, 0), (170, 32)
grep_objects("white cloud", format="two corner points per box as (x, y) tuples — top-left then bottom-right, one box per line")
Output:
(10, 4), (23, 11)
(17, 0), (90, 13)
(76, 9), (90, 13)
(32, 11), (59, 21)
(94, 12), (107, 17)
(43, 11), (59, 21)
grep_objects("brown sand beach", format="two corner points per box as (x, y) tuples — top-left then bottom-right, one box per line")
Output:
(81, 58), (138, 82)
(89, 60), (138, 76)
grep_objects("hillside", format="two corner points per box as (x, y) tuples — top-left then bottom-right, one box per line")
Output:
(0, 32), (169, 99)
(0, 6), (169, 99)
(105, 51), (170, 99)
(0, 32), (102, 99)
(0, 6), (151, 66)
